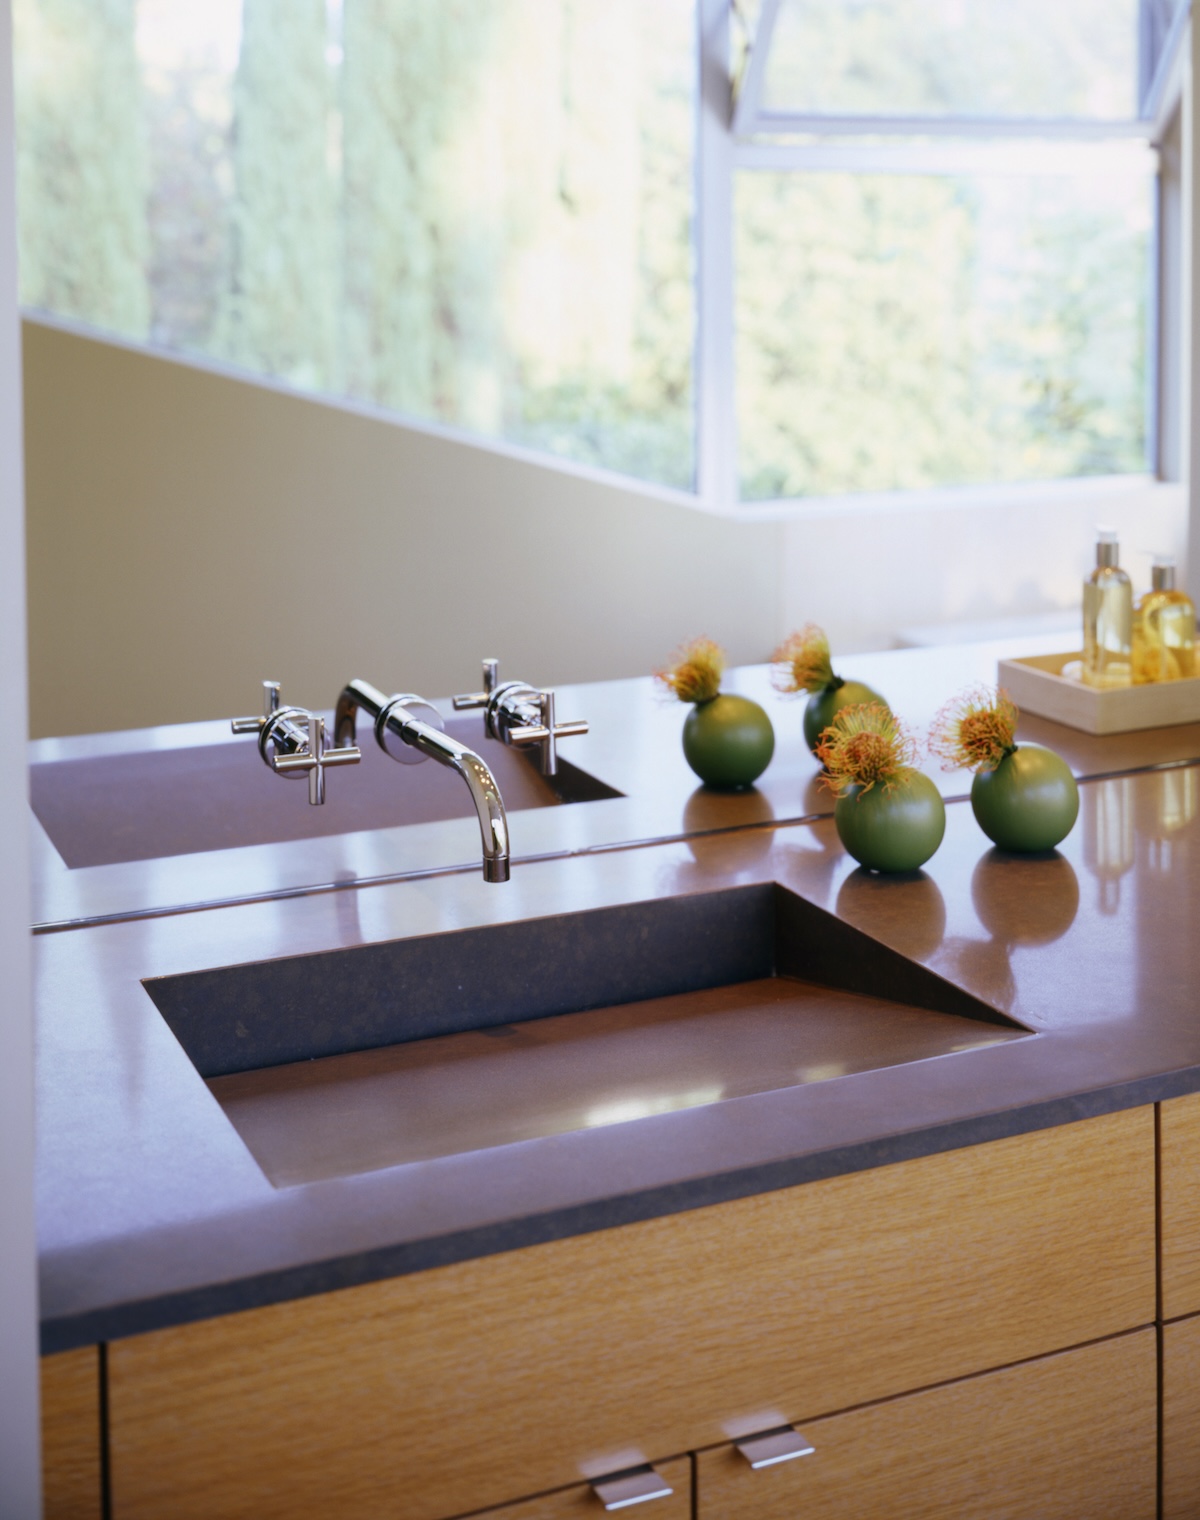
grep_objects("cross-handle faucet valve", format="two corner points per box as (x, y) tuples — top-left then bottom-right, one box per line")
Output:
(231, 678), (284, 734)
(231, 680), (360, 805)
(453, 659), (587, 777)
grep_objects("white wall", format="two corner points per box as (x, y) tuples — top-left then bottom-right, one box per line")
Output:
(778, 477), (1187, 653)
(0, 0), (41, 1510)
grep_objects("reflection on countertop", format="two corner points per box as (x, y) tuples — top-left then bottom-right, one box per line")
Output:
(30, 714), (620, 868)
(29, 639), (1200, 928)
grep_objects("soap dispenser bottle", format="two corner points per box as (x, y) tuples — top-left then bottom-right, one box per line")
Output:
(1082, 528), (1133, 689)
(1133, 555), (1196, 683)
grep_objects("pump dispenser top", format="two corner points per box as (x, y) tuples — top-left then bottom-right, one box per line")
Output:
(1095, 529), (1120, 568)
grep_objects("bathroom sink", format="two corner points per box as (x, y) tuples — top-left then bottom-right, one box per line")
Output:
(143, 884), (1028, 1187)
(30, 712), (621, 868)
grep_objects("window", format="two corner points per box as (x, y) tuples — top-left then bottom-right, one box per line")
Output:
(712, 0), (1190, 506)
(13, 0), (696, 490)
(12, 1), (1192, 510)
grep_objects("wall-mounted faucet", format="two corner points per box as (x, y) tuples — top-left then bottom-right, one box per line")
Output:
(334, 679), (510, 884)
(453, 659), (587, 778)
(231, 680), (360, 805)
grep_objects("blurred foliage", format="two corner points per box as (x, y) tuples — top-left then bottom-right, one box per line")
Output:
(763, 0), (1138, 118)
(736, 171), (1148, 499)
(14, 0), (149, 334)
(13, 0), (1149, 501)
(220, 0), (339, 390)
(15, 0), (695, 489)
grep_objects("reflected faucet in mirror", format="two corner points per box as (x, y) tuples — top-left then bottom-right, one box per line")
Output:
(334, 678), (510, 883)
(231, 680), (361, 806)
(453, 658), (588, 777)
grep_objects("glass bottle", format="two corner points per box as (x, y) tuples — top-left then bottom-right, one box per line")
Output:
(1082, 529), (1133, 689)
(1133, 556), (1196, 683)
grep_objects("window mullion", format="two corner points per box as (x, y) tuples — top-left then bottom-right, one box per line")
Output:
(733, 140), (1158, 177)
(752, 111), (1153, 141)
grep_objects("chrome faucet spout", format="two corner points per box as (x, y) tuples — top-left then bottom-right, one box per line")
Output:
(335, 678), (393, 750)
(337, 679), (511, 883)
(401, 723), (511, 883)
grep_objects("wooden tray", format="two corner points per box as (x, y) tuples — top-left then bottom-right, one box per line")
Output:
(997, 651), (1200, 735)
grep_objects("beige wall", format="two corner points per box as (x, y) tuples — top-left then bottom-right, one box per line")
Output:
(24, 318), (1188, 739)
(23, 320), (780, 737)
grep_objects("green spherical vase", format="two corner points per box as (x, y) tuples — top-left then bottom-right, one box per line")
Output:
(834, 770), (946, 873)
(682, 694), (775, 789)
(804, 679), (889, 753)
(970, 744), (1079, 853)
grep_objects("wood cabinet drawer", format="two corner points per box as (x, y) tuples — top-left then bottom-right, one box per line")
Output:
(1160, 1092), (1200, 1317)
(1163, 1312), (1200, 1520)
(696, 1330), (1156, 1520)
(108, 1108), (1154, 1520)
(469, 1458), (690, 1519)
(41, 1347), (102, 1520)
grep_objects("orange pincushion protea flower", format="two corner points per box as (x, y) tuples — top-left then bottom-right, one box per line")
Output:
(654, 637), (725, 705)
(929, 686), (1019, 773)
(771, 623), (836, 695)
(815, 703), (917, 797)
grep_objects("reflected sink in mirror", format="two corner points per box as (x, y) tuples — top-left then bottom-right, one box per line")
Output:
(30, 712), (621, 868)
(143, 884), (1030, 1187)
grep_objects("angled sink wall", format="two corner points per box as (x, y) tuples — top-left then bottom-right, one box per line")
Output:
(143, 884), (1020, 1082)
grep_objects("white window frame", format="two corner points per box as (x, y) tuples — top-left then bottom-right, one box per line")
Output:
(697, 0), (1193, 518)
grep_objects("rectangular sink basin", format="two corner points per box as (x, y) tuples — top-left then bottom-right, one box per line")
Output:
(31, 713), (621, 867)
(143, 885), (1028, 1187)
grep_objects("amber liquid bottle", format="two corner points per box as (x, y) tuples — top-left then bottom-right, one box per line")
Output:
(1082, 529), (1132, 689)
(1133, 556), (1196, 683)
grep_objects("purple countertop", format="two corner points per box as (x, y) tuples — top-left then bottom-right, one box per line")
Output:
(29, 642), (1200, 928)
(33, 649), (1200, 1351)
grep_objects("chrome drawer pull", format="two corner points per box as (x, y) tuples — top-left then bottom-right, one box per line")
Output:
(736, 1425), (816, 1469)
(590, 1464), (675, 1510)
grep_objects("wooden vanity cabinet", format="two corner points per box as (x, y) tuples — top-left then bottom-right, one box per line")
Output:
(695, 1329), (1156, 1519)
(1163, 1312), (1200, 1520)
(40, 1346), (103, 1520)
(1160, 1091), (1200, 1318)
(1159, 1093), (1200, 1517)
(105, 1108), (1153, 1520)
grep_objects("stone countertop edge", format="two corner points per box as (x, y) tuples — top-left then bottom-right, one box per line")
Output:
(39, 1067), (1200, 1356)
